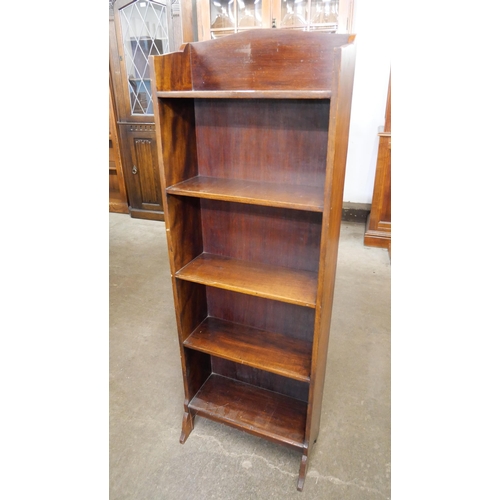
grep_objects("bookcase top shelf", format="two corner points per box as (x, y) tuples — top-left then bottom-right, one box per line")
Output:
(151, 29), (355, 94)
(156, 90), (331, 99)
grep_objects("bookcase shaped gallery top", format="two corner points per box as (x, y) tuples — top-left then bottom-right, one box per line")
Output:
(150, 29), (356, 491)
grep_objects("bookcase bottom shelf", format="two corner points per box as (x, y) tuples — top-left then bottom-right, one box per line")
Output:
(188, 373), (307, 451)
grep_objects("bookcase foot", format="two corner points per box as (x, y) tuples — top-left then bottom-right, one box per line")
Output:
(179, 411), (194, 444)
(297, 453), (309, 491)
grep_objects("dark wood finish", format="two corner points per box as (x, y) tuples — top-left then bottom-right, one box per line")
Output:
(109, 5), (125, 122)
(109, 73), (128, 214)
(306, 41), (356, 451)
(180, 1), (196, 44)
(194, 98), (329, 186)
(207, 288), (316, 343)
(384, 75), (391, 133)
(109, 0), (184, 221)
(118, 123), (164, 220)
(189, 373), (308, 450)
(156, 90), (331, 99)
(200, 200), (321, 272)
(153, 30), (354, 93)
(184, 317), (312, 382)
(167, 176), (324, 212)
(176, 253), (318, 308)
(150, 30), (356, 491)
(212, 357), (310, 403)
(364, 75), (391, 249)
(189, 31), (352, 91)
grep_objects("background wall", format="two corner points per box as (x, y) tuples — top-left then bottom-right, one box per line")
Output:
(343, 0), (390, 204)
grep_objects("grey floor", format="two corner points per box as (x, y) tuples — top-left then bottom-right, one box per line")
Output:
(110, 213), (391, 500)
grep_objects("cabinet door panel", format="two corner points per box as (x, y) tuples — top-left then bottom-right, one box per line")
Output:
(119, 124), (164, 220)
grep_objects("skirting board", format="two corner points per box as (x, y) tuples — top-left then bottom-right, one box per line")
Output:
(341, 202), (371, 223)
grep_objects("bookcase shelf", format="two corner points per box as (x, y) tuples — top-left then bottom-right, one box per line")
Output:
(166, 176), (324, 212)
(189, 374), (308, 450)
(176, 253), (318, 308)
(151, 29), (356, 491)
(184, 317), (312, 382)
(156, 90), (332, 99)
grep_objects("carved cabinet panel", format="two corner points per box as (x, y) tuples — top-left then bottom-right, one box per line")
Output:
(119, 124), (163, 220)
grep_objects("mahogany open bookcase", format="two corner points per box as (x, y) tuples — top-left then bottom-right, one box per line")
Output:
(150, 29), (356, 491)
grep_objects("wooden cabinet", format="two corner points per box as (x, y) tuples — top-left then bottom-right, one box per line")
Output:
(364, 76), (391, 250)
(109, 74), (128, 214)
(118, 123), (163, 220)
(151, 29), (356, 491)
(109, 0), (181, 220)
(195, 0), (354, 41)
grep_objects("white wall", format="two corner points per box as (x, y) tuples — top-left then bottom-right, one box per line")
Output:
(343, 0), (391, 204)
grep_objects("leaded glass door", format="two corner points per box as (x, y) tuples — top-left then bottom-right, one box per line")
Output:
(114, 0), (174, 120)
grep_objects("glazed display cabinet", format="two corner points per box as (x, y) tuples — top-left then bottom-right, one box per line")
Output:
(196, 0), (354, 40)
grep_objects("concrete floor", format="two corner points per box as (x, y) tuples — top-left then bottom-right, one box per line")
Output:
(109, 213), (391, 499)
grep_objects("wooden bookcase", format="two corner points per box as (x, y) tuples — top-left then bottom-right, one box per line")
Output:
(150, 30), (356, 491)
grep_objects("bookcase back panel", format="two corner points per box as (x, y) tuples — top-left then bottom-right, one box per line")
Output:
(211, 357), (310, 403)
(207, 288), (315, 343)
(201, 199), (322, 273)
(189, 29), (351, 92)
(194, 99), (330, 187)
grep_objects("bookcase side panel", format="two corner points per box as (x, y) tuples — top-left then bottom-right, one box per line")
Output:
(307, 44), (357, 447)
(151, 45), (193, 92)
(167, 195), (203, 272)
(182, 348), (211, 406)
(153, 94), (208, 420)
(194, 99), (329, 187)
(174, 280), (208, 343)
(157, 99), (199, 188)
